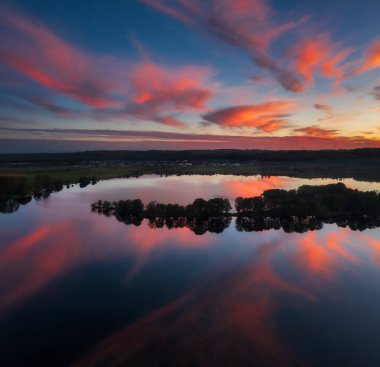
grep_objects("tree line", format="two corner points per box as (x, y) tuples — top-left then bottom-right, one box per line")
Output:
(0, 175), (98, 213)
(92, 183), (380, 234)
(3, 148), (380, 165)
(92, 197), (232, 219)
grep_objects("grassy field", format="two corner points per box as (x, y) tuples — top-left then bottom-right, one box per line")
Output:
(1, 160), (380, 209)
(2, 148), (380, 187)
(2, 159), (380, 184)
(0, 165), (149, 184)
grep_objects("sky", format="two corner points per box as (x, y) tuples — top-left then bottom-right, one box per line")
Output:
(0, 0), (380, 152)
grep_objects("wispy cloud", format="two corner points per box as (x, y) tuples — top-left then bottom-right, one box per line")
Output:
(142, 1), (380, 94)
(350, 41), (380, 75)
(121, 61), (215, 126)
(370, 85), (380, 101)
(2, 127), (379, 152)
(0, 5), (216, 127)
(293, 125), (338, 138)
(0, 5), (124, 109)
(140, 0), (307, 92)
(288, 34), (352, 87)
(203, 101), (294, 132)
(314, 103), (334, 118)
(314, 103), (333, 113)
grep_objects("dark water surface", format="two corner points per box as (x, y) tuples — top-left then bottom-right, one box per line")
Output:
(1, 175), (380, 367)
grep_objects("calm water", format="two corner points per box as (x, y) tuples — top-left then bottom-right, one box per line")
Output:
(1, 175), (380, 367)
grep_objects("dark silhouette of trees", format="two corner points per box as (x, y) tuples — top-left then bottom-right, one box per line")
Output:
(234, 183), (380, 218)
(92, 197), (233, 234)
(0, 176), (29, 199)
(78, 176), (98, 188)
(0, 174), (99, 212)
(93, 197), (231, 219)
(184, 198), (231, 218)
(0, 176), (34, 213)
(0, 199), (21, 214)
(235, 183), (380, 233)
(235, 196), (264, 213)
(3, 148), (380, 165)
(92, 183), (380, 234)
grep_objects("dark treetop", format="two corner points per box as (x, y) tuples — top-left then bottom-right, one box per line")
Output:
(92, 183), (380, 235)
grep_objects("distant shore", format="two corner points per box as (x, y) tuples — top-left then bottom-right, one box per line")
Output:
(2, 149), (380, 209)
(1, 157), (380, 184)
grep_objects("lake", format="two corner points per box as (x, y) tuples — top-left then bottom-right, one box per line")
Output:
(1, 175), (380, 367)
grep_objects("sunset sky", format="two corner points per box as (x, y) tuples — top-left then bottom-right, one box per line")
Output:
(1, 0), (380, 152)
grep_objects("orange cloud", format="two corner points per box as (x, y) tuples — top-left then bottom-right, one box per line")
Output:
(350, 41), (380, 75)
(203, 101), (294, 131)
(141, 0), (306, 92)
(314, 103), (334, 117)
(320, 48), (352, 82)
(289, 35), (351, 87)
(3, 127), (380, 151)
(0, 5), (216, 126)
(293, 125), (338, 138)
(0, 5), (122, 109)
(124, 61), (215, 125)
(142, 0), (299, 49)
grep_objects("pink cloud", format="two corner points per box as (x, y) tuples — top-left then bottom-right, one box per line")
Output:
(288, 35), (351, 87)
(203, 101), (294, 131)
(2, 128), (380, 151)
(253, 52), (305, 92)
(350, 41), (380, 75)
(141, 0), (193, 24)
(0, 5), (216, 126)
(0, 5), (123, 109)
(153, 116), (185, 127)
(314, 103), (334, 118)
(320, 48), (352, 82)
(371, 85), (380, 101)
(293, 125), (338, 138)
(140, 0), (307, 92)
(143, 0), (286, 48)
(124, 61), (215, 125)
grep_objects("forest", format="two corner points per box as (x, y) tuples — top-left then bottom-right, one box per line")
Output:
(2, 148), (380, 165)
(92, 183), (380, 234)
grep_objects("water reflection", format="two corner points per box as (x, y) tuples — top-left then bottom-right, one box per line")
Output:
(99, 213), (380, 235)
(1, 176), (380, 366)
(72, 228), (380, 367)
(93, 212), (380, 236)
(3, 173), (380, 214)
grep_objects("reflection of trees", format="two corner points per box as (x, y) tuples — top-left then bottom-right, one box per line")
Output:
(235, 183), (380, 233)
(0, 199), (21, 214)
(94, 198), (233, 234)
(0, 175), (98, 212)
(236, 216), (324, 233)
(0, 196), (33, 214)
(148, 216), (232, 235)
(94, 183), (380, 235)
(236, 183), (380, 218)
(115, 214), (144, 226)
(207, 217), (232, 233)
(236, 214), (380, 233)
(146, 214), (380, 235)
